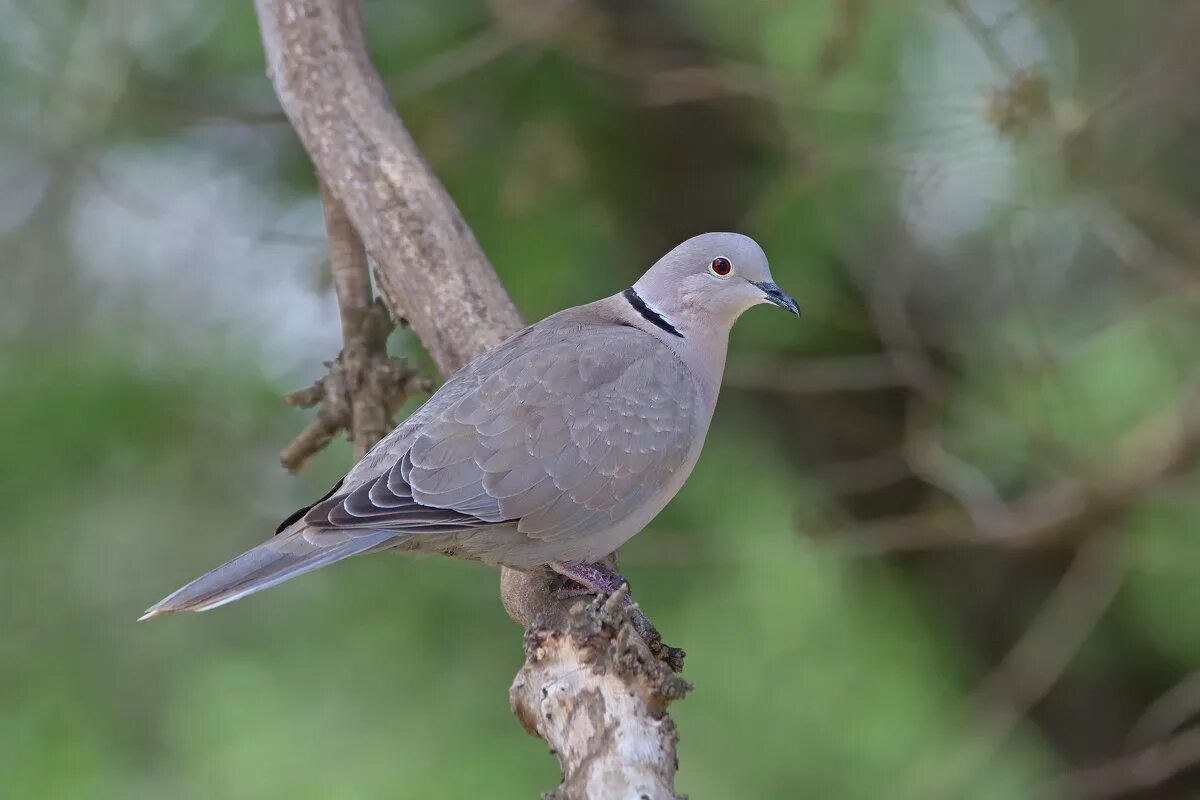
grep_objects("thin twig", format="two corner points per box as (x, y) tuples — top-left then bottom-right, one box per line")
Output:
(947, 0), (1017, 77)
(277, 183), (435, 471)
(1049, 725), (1200, 799)
(320, 180), (395, 459)
(321, 181), (372, 347)
(895, 532), (1124, 800)
(823, 384), (1200, 553)
(1127, 671), (1200, 751)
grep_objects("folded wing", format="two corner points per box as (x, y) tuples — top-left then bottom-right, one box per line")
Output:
(303, 327), (699, 543)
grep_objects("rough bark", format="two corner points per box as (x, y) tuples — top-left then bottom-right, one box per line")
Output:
(278, 181), (431, 472)
(254, 0), (523, 373)
(320, 180), (386, 460)
(252, 0), (687, 794)
(510, 587), (691, 800)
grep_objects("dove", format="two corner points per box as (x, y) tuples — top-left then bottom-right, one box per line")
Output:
(140, 232), (799, 628)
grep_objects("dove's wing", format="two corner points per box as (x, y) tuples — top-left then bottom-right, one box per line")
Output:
(302, 324), (700, 543)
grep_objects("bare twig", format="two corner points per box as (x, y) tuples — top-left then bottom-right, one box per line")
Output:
(325, 181), (423, 459)
(1126, 670), (1200, 751)
(388, 27), (521, 103)
(841, 240), (951, 402)
(947, 0), (1017, 77)
(902, 400), (1010, 530)
(896, 532), (1125, 800)
(826, 384), (1200, 554)
(1049, 725), (1200, 799)
(279, 336), (433, 472)
(277, 183), (434, 471)
(321, 181), (372, 348)
(815, 446), (912, 497)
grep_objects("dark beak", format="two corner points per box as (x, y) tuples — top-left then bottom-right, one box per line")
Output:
(752, 281), (801, 316)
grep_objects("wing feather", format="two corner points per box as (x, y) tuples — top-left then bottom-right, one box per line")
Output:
(300, 326), (698, 545)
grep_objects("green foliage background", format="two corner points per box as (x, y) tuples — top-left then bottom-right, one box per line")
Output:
(2, 1), (1198, 797)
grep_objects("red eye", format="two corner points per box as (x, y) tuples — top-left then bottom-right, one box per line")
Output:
(709, 256), (732, 276)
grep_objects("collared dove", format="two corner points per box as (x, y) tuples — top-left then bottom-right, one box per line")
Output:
(141, 232), (799, 625)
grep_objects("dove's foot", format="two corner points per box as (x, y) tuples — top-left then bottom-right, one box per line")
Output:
(549, 560), (685, 672)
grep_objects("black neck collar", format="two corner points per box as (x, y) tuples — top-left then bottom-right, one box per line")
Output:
(623, 287), (683, 338)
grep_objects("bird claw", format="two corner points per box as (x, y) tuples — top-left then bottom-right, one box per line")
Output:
(627, 604), (686, 673)
(549, 560), (684, 672)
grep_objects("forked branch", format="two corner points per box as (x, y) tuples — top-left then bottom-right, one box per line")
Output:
(278, 183), (432, 472)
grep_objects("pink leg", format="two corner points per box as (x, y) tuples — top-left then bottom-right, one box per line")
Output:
(550, 560), (629, 595)
(549, 561), (684, 672)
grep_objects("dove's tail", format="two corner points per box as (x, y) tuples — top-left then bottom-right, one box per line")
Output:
(138, 527), (398, 621)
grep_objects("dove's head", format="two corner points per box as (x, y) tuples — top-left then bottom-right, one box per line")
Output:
(631, 232), (799, 336)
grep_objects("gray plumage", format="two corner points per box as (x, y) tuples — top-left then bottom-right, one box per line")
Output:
(141, 232), (798, 620)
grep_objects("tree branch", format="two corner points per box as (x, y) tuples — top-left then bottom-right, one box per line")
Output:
(509, 586), (691, 800)
(252, 0), (687, 793)
(254, 0), (523, 372)
(277, 183), (433, 472)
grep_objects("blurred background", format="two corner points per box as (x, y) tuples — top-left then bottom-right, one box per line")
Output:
(3, 0), (1200, 797)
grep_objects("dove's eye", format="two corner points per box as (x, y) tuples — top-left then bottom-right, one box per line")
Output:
(708, 257), (733, 278)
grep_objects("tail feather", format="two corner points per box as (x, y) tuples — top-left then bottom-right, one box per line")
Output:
(139, 529), (398, 621)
